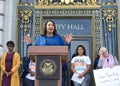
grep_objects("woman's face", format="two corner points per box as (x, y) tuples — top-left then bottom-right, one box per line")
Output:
(77, 47), (84, 56)
(102, 50), (108, 57)
(7, 44), (14, 52)
(46, 21), (55, 34)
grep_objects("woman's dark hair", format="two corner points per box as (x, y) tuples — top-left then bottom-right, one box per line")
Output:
(6, 41), (15, 47)
(42, 20), (57, 36)
(75, 45), (86, 56)
(72, 53), (77, 58)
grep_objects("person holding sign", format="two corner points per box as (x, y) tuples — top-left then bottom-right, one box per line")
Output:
(71, 45), (91, 86)
(98, 47), (117, 68)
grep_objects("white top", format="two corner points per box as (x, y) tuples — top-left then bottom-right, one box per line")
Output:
(26, 61), (36, 80)
(71, 55), (91, 73)
(71, 55), (91, 84)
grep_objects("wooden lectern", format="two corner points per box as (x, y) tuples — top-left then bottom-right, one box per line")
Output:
(28, 46), (68, 86)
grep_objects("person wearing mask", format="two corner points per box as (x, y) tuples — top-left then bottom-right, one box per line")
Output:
(24, 20), (73, 86)
(0, 41), (21, 86)
(71, 45), (91, 86)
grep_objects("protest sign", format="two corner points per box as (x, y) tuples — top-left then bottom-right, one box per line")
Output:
(93, 66), (120, 86)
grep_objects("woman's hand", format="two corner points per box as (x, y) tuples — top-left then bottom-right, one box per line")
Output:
(4, 71), (11, 77)
(23, 35), (31, 44)
(30, 71), (35, 76)
(64, 34), (73, 44)
(78, 73), (84, 78)
(109, 64), (114, 68)
(99, 51), (103, 59)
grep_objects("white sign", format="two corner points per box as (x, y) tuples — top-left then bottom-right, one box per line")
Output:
(71, 73), (84, 84)
(93, 66), (120, 86)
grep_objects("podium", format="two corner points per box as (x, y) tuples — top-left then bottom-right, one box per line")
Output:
(28, 46), (68, 86)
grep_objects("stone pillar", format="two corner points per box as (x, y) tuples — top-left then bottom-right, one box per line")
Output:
(0, 0), (5, 46)
(3, 0), (17, 51)
(117, 0), (120, 61)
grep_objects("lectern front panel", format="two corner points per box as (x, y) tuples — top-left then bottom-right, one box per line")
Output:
(36, 55), (60, 86)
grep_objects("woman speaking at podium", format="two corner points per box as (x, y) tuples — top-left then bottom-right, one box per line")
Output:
(24, 20), (73, 86)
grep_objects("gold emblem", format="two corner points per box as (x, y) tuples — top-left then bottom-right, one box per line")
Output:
(40, 59), (56, 76)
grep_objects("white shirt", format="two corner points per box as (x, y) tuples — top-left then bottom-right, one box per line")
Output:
(71, 55), (91, 73)
(26, 61), (36, 80)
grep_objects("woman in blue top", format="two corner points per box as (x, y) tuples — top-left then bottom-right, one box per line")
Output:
(24, 20), (72, 46)
(24, 20), (73, 86)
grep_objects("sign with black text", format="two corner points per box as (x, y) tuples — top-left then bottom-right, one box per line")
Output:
(93, 66), (120, 86)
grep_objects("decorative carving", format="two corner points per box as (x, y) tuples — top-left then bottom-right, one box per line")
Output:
(18, 9), (33, 33)
(19, 2), (33, 6)
(38, 9), (93, 15)
(38, 0), (50, 5)
(102, 9), (117, 32)
(37, 0), (97, 6)
(61, 0), (74, 4)
(87, 0), (96, 5)
(94, 10), (101, 51)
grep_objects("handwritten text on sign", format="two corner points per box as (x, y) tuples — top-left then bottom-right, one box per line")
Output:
(93, 66), (120, 86)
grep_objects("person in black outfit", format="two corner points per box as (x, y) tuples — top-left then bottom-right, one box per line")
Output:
(94, 54), (100, 69)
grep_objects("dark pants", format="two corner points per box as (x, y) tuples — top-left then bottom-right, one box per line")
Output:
(23, 78), (34, 86)
(62, 76), (66, 86)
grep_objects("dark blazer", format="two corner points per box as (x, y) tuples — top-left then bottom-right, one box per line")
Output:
(21, 57), (30, 78)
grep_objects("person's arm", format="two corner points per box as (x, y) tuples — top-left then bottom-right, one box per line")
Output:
(71, 57), (78, 74)
(1, 53), (6, 72)
(58, 35), (71, 50)
(11, 52), (21, 73)
(64, 34), (73, 44)
(98, 58), (103, 68)
(23, 57), (30, 72)
(97, 51), (103, 68)
(34, 35), (46, 46)
(23, 35), (32, 49)
(71, 63), (78, 74)
(113, 56), (119, 65)
(78, 64), (91, 78)
(79, 56), (91, 78)
(21, 58), (30, 78)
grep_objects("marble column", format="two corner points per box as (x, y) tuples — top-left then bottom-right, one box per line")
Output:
(0, 0), (5, 45)
(3, 0), (17, 51)
(116, 0), (120, 61)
